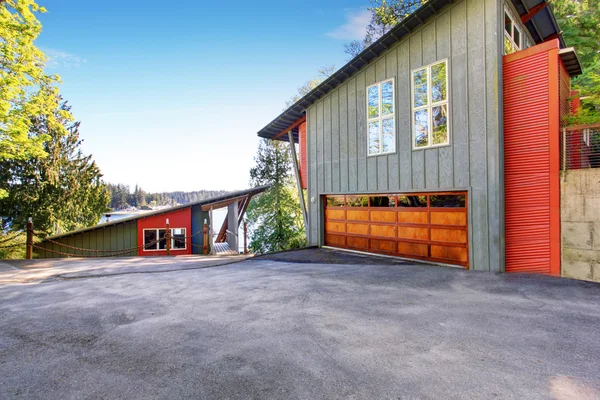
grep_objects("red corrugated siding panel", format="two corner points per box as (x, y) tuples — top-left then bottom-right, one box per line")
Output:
(299, 122), (307, 189)
(503, 41), (561, 275)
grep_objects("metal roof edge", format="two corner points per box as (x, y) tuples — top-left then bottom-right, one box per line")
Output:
(42, 185), (271, 241)
(559, 47), (583, 77)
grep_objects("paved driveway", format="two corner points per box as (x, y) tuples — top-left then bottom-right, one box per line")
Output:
(1, 249), (599, 399)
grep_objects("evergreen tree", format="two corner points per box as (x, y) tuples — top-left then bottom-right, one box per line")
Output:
(0, 1), (71, 198)
(246, 139), (305, 253)
(0, 100), (110, 235)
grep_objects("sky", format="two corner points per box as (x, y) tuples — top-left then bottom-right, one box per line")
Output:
(35, 0), (372, 193)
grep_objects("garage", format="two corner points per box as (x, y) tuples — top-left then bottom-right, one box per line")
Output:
(324, 192), (469, 267)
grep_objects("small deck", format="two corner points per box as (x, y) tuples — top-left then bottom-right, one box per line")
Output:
(213, 242), (239, 255)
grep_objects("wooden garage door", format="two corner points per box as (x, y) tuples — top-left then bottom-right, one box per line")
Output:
(324, 193), (469, 267)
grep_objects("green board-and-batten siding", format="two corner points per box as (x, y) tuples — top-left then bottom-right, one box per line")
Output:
(34, 220), (138, 259)
(306, 0), (504, 272)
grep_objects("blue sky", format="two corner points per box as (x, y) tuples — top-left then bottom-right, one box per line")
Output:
(36, 0), (371, 193)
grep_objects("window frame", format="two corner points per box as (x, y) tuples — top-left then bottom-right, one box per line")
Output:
(411, 59), (450, 150)
(143, 228), (187, 251)
(504, 8), (522, 55)
(366, 78), (396, 156)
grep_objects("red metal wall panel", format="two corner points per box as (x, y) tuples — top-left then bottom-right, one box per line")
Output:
(299, 121), (308, 189)
(503, 40), (561, 275)
(137, 207), (192, 256)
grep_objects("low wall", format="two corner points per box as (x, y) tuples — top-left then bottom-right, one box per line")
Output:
(561, 168), (600, 282)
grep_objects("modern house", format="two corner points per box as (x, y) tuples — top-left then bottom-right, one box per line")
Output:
(34, 186), (268, 258)
(257, 0), (585, 275)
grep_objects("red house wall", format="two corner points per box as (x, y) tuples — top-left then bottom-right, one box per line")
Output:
(503, 40), (561, 276)
(137, 207), (192, 256)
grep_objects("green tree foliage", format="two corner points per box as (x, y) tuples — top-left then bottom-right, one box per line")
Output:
(553, 0), (600, 124)
(0, 100), (110, 235)
(345, 0), (427, 58)
(0, 0), (70, 199)
(246, 139), (305, 253)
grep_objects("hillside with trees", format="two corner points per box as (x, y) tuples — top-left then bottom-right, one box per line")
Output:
(105, 183), (228, 210)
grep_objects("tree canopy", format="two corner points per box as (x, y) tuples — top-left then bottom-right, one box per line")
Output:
(0, 100), (110, 235)
(0, 0), (69, 191)
(246, 139), (305, 253)
(553, 0), (600, 123)
(345, 0), (427, 58)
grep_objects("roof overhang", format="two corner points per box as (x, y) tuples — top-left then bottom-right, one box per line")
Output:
(559, 48), (583, 77)
(510, 0), (566, 48)
(257, 0), (455, 143)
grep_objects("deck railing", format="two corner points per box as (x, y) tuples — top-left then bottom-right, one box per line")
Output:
(561, 123), (600, 174)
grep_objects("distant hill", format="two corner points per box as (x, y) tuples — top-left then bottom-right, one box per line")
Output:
(106, 183), (229, 211)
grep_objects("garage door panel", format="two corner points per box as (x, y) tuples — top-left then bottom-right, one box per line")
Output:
(370, 224), (396, 238)
(431, 245), (468, 262)
(430, 211), (467, 226)
(347, 223), (369, 235)
(370, 210), (396, 223)
(398, 211), (428, 224)
(325, 209), (345, 220)
(371, 239), (396, 253)
(398, 242), (429, 257)
(325, 221), (346, 233)
(325, 234), (346, 246)
(347, 210), (369, 221)
(430, 228), (467, 244)
(346, 236), (369, 250)
(398, 226), (429, 241)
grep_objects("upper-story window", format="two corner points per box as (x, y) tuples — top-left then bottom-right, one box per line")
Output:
(367, 78), (396, 155)
(412, 60), (449, 149)
(504, 9), (522, 54)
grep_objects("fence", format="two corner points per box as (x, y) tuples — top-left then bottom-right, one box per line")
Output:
(561, 123), (600, 172)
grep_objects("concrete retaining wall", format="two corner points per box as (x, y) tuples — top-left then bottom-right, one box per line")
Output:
(561, 168), (600, 282)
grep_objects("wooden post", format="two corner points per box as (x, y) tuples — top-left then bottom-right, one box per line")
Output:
(165, 218), (171, 256)
(243, 220), (248, 254)
(203, 219), (208, 255)
(209, 207), (214, 255)
(26, 217), (33, 260)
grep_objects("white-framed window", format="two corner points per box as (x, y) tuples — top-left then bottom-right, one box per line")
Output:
(504, 9), (522, 55)
(367, 78), (396, 155)
(143, 228), (186, 251)
(411, 60), (449, 149)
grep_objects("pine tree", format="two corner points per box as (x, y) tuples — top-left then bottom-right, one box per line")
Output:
(0, 100), (110, 234)
(246, 139), (305, 253)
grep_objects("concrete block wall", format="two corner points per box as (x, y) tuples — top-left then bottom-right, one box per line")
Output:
(561, 168), (600, 282)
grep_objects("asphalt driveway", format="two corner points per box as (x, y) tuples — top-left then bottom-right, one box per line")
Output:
(1, 248), (599, 399)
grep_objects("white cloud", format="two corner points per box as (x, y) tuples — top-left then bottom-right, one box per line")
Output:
(44, 48), (86, 69)
(326, 9), (371, 41)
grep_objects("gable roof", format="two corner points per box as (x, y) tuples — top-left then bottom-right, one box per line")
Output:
(257, 0), (573, 143)
(43, 185), (270, 241)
